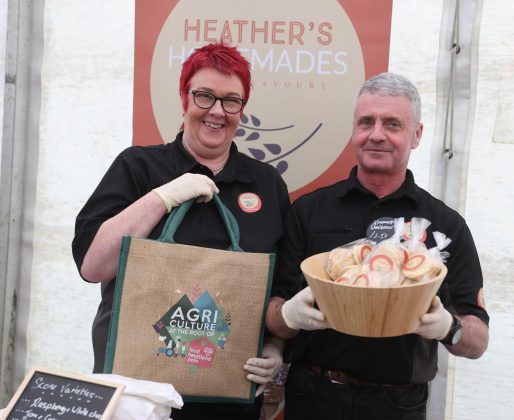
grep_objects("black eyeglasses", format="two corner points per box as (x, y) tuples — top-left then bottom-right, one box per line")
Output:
(189, 90), (246, 114)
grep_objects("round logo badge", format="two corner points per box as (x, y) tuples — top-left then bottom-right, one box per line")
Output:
(238, 193), (262, 213)
(477, 288), (486, 309)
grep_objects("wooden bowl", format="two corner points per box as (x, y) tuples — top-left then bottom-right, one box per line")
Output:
(300, 252), (447, 337)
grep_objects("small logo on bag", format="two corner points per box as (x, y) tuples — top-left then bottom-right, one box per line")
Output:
(186, 339), (217, 368)
(238, 192), (262, 213)
(153, 291), (231, 370)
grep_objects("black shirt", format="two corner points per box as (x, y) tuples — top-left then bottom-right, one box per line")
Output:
(272, 166), (489, 384)
(72, 132), (290, 373)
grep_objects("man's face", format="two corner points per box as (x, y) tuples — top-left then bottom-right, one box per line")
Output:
(182, 67), (244, 158)
(351, 93), (423, 176)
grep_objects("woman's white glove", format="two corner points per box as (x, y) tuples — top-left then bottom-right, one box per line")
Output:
(414, 296), (453, 340)
(153, 173), (219, 213)
(244, 338), (284, 396)
(281, 287), (329, 331)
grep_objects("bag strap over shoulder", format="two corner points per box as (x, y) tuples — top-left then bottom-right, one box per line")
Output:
(158, 194), (243, 251)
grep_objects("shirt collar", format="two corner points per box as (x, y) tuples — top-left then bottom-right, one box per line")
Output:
(336, 166), (420, 205)
(172, 132), (257, 183)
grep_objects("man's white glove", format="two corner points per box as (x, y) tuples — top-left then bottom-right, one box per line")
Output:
(414, 296), (452, 340)
(244, 338), (284, 396)
(281, 287), (329, 331)
(153, 173), (219, 213)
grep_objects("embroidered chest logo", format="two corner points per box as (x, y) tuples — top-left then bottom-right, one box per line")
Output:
(153, 290), (231, 371)
(477, 288), (486, 309)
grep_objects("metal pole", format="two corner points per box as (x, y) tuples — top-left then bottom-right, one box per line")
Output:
(0, 0), (38, 405)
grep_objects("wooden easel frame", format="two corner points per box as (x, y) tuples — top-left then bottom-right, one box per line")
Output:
(1, 367), (124, 420)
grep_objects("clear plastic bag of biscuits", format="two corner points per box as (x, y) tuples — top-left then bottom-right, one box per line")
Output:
(324, 239), (374, 283)
(363, 218), (407, 287)
(401, 219), (451, 285)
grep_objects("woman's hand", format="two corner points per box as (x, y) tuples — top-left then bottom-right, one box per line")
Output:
(244, 338), (284, 396)
(153, 173), (219, 212)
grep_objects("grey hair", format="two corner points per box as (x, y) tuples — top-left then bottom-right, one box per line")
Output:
(355, 72), (422, 124)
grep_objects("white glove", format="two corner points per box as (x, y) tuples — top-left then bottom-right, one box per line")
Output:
(414, 296), (452, 340)
(153, 173), (219, 213)
(244, 338), (284, 396)
(281, 287), (329, 331)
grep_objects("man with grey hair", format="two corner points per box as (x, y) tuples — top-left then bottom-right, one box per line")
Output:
(266, 72), (489, 419)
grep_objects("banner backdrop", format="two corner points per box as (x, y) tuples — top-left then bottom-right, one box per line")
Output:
(133, 0), (392, 200)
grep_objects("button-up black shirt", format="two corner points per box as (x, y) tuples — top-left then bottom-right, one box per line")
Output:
(273, 166), (488, 384)
(72, 132), (290, 372)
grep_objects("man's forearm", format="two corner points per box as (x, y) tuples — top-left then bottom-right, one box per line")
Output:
(445, 314), (489, 359)
(266, 296), (299, 339)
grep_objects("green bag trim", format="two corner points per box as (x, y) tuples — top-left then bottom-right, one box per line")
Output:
(103, 235), (132, 373)
(158, 194), (242, 251)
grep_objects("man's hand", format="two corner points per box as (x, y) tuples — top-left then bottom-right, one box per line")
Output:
(153, 173), (219, 212)
(281, 287), (329, 331)
(244, 338), (283, 396)
(414, 296), (452, 340)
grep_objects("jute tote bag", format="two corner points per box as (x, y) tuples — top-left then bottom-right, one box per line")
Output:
(104, 195), (275, 403)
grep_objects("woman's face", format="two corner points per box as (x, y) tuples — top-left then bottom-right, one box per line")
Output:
(182, 68), (244, 160)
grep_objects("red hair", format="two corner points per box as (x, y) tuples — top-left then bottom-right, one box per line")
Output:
(179, 42), (252, 112)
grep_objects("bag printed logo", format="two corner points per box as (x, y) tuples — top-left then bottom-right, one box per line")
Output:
(153, 289), (231, 371)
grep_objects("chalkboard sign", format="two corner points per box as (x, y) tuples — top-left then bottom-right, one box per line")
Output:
(1, 367), (124, 420)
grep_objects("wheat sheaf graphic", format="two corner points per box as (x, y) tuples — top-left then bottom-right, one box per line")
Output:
(235, 113), (322, 175)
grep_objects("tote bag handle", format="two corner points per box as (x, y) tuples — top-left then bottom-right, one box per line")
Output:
(158, 194), (243, 252)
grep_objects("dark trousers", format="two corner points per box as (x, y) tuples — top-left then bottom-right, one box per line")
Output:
(284, 365), (428, 420)
(171, 396), (262, 420)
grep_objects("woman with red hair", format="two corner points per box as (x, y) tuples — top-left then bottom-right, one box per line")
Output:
(73, 42), (290, 419)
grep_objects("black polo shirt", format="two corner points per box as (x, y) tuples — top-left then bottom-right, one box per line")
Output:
(273, 166), (489, 384)
(72, 132), (290, 373)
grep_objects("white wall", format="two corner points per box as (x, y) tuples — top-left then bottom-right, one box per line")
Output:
(13, 1), (513, 419)
(390, 2), (441, 187)
(22, 0), (135, 375)
(391, 2), (514, 419)
(449, 1), (514, 419)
